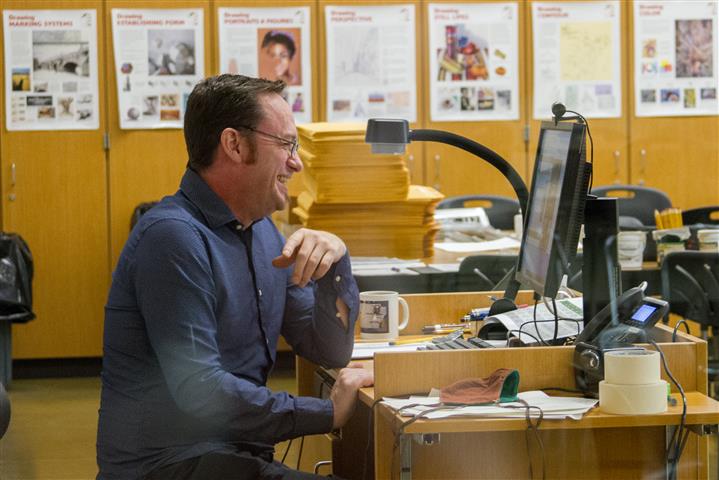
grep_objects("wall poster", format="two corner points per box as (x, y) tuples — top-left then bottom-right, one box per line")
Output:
(634, 0), (718, 117)
(428, 2), (520, 122)
(3, 9), (100, 131)
(218, 7), (312, 124)
(532, 1), (622, 119)
(325, 4), (417, 123)
(111, 9), (204, 130)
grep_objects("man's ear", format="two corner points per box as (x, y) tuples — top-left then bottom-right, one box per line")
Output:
(219, 128), (249, 164)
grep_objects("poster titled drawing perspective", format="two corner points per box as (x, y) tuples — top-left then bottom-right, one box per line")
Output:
(428, 3), (520, 122)
(111, 9), (204, 130)
(532, 1), (622, 119)
(3, 9), (100, 131)
(325, 4), (417, 123)
(218, 7), (312, 124)
(634, 0), (718, 117)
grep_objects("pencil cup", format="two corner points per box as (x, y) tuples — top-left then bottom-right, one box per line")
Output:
(652, 227), (690, 265)
(359, 291), (409, 341)
(617, 231), (646, 269)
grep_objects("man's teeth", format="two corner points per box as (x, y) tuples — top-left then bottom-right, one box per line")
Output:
(277, 175), (289, 184)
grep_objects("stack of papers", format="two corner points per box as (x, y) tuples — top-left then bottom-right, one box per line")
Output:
(297, 122), (410, 204)
(382, 390), (598, 420)
(351, 257), (426, 277)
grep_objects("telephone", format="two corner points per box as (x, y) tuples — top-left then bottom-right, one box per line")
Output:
(574, 282), (669, 395)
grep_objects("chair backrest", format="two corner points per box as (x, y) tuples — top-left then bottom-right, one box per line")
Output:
(660, 251), (719, 330)
(682, 206), (719, 225)
(591, 185), (671, 226)
(437, 195), (520, 230)
(457, 254), (518, 291)
(0, 380), (9, 439)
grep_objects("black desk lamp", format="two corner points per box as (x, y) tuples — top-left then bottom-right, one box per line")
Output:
(365, 118), (528, 313)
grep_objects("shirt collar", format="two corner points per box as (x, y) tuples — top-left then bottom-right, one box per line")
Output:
(179, 168), (238, 229)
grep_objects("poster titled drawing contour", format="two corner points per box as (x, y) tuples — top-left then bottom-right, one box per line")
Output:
(112, 9), (204, 130)
(325, 4), (417, 123)
(3, 9), (100, 131)
(532, 1), (622, 119)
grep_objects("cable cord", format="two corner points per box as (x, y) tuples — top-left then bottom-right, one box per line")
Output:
(565, 109), (594, 191)
(295, 435), (305, 470)
(672, 319), (691, 342)
(650, 340), (688, 480)
(280, 439), (294, 464)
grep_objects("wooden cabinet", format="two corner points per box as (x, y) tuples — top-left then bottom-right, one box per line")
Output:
(0, 0), (109, 358)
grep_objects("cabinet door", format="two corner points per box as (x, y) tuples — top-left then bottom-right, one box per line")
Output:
(105, 1), (212, 267)
(0, 0), (109, 358)
(317, 0), (425, 185)
(423, 0), (528, 200)
(627, 5), (719, 209)
(526, 0), (630, 188)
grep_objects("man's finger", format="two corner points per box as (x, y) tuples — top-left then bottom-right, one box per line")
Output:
(271, 254), (294, 268)
(282, 229), (306, 257)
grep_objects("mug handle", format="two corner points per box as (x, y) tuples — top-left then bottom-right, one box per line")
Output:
(398, 297), (410, 331)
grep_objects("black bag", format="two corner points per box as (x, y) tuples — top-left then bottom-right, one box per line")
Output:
(0, 233), (34, 323)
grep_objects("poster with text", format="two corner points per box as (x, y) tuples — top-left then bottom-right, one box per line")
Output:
(634, 1), (718, 117)
(532, 1), (622, 119)
(112, 9), (204, 130)
(218, 7), (312, 124)
(325, 4), (417, 123)
(3, 10), (100, 131)
(428, 3), (519, 122)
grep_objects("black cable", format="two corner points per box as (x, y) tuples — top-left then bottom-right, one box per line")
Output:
(672, 319), (691, 342)
(650, 340), (687, 480)
(295, 435), (305, 470)
(280, 439), (293, 464)
(511, 318), (583, 347)
(541, 386), (587, 395)
(552, 298), (559, 343)
(532, 299), (547, 345)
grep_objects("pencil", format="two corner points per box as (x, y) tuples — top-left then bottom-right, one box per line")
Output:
(389, 336), (435, 345)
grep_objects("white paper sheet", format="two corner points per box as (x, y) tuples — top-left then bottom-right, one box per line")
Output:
(325, 4), (417, 122)
(532, 1), (622, 119)
(3, 9), (100, 131)
(218, 7), (312, 124)
(633, 1), (719, 117)
(428, 3), (520, 121)
(434, 237), (521, 252)
(111, 9), (204, 130)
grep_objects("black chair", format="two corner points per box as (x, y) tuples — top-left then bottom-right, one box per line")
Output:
(457, 254), (519, 291)
(437, 195), (520, 230)
(660, 251), (719, 398)
(130, 201), (160, 230)
(0, 380), (9, 439)
(591, 185), (672, 226)
(682, 206), (719, 225)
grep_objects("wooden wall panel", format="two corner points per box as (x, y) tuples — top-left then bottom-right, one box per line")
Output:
(1, 0), (109, 358)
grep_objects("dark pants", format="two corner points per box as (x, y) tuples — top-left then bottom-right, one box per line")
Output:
(144, 447), (337, 480)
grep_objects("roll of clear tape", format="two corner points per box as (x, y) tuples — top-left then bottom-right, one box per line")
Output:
(604, 349), (661, 385)
(599, 380), (668, 414)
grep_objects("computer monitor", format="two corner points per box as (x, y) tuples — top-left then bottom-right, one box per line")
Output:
(514, 121), (591, 298)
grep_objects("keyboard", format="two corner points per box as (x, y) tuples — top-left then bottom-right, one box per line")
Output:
(418, 337), (494, 350)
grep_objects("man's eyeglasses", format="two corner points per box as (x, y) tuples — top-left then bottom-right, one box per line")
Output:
(237, 126), (299, 158)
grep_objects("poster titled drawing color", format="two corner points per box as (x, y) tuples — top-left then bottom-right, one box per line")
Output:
(634, 1), (718, 117)
(3, 10), (100, 131)
(325, 5), (417, 122)
(428, 3), (519, 122)
(111, 9), (204, 130)
(218, 7), (312, 124)
(532, 1), (622, 119)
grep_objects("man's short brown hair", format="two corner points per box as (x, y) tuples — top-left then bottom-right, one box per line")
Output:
(184, 74), (285, 171)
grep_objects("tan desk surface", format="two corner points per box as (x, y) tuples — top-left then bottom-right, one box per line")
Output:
(360, 390), (719, 434)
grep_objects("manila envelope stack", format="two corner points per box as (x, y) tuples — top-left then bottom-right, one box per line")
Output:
(294, 123), (444, 258)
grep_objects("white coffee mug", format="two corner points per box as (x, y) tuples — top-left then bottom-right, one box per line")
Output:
(617, 231), (647, 269)
(359, 291), (409, 341)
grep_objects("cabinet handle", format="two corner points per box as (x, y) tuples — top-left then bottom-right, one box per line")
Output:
(638, 149), (646, 186)
(433, 154), (441, 191)
(8, 193), (15, 202)
(613, 150), (620, 183)
(11, 163), (16, 186)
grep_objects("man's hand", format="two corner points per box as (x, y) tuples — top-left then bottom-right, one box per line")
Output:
(272, 228), (347, 287)
(329, 363), (374, 430)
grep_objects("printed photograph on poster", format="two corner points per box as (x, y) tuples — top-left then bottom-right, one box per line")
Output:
(257, 29), (301, 85)
(436, 25), (490, 82)
(675, 19), (713, 78)
(32, 30), (90, 79)
(148, 29), (196, 76)
(332, 27), (380, 87)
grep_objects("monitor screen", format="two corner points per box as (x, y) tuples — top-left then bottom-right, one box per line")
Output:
(515, 121), (590, 298)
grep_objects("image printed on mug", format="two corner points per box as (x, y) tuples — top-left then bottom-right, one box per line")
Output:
(360, 300), (389, 334)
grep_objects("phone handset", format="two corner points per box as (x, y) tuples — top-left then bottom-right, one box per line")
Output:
(576, 282), (668, 348)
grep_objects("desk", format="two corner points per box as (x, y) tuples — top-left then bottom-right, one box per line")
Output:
(297, 291), (719, 479)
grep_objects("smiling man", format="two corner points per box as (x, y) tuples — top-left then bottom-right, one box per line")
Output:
(97, 75), (372, 480)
